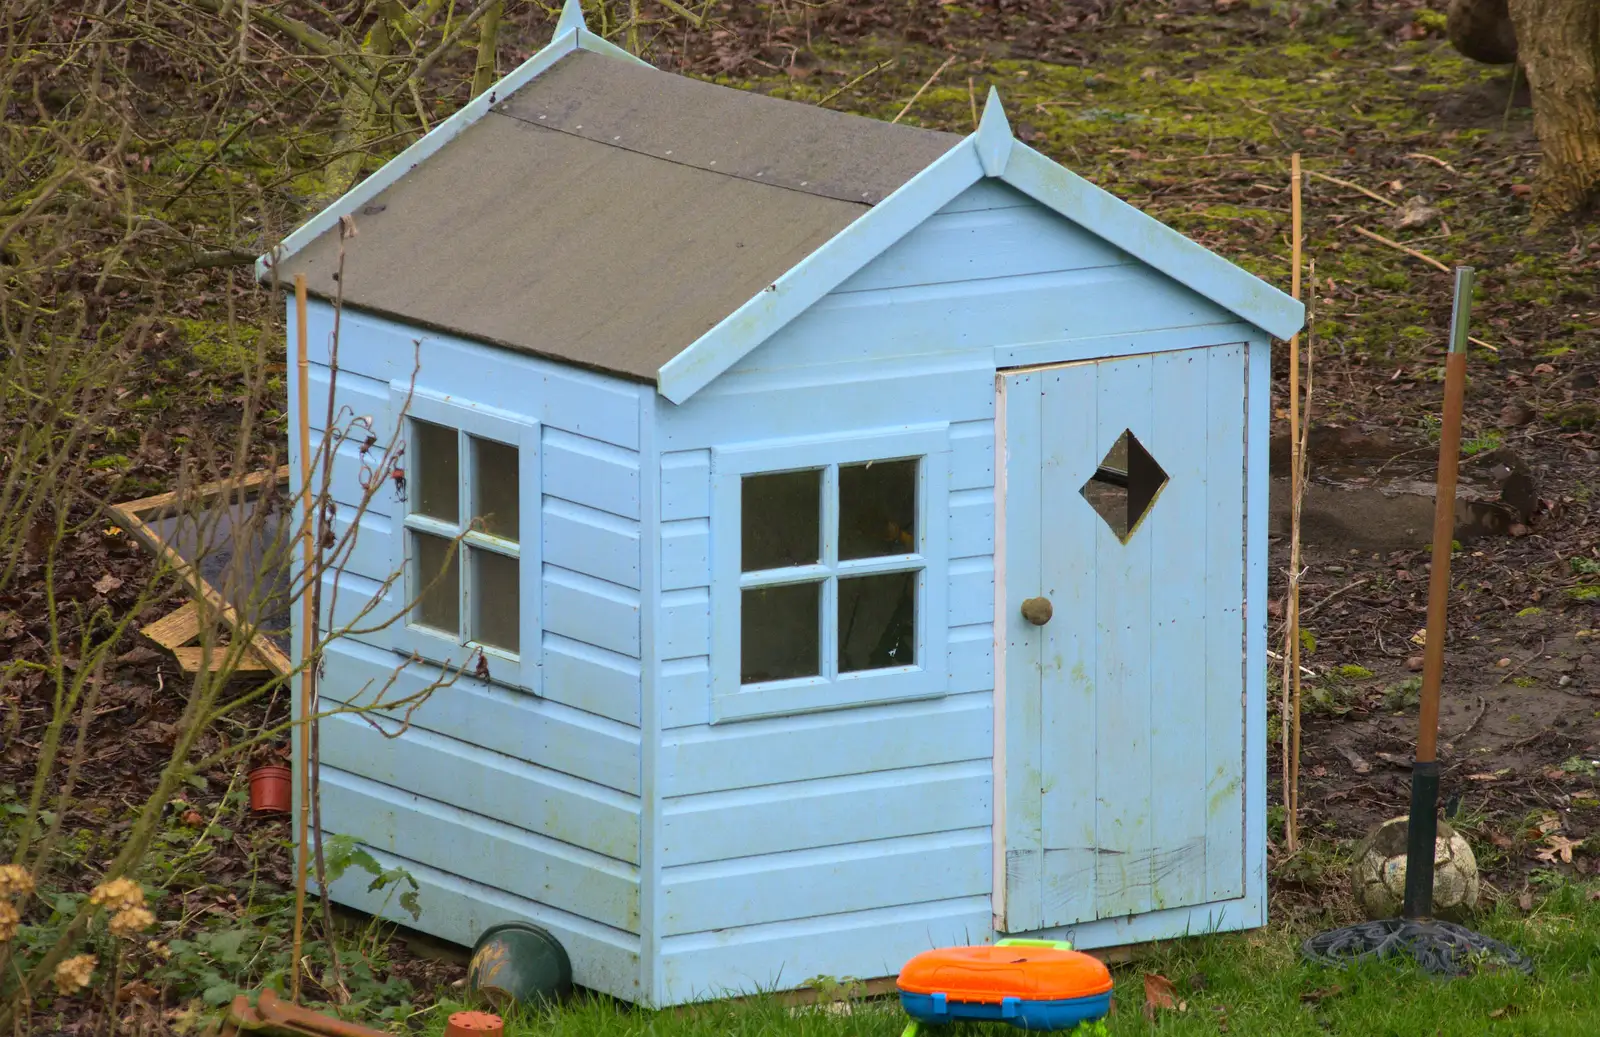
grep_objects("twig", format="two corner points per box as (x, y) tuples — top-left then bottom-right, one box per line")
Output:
(1469, 336), (1499, 353)
(1298, 577), (1372, 623)
(1351, 225), (1452, 273)
(1452, 694), (1489, 741)
(1307, 170), (1399, 208)
(1502, 63), (1521, 132)
(893, 54), (957, 125)
(1406, 152), (1459, 174)
(1496, 639), (1546, 684)
(1267, 648), (1318, 679)
(655, 0), (705, 26)
(968, 75), (978, 130)
(817, 59), (891, 107)
(391, 0), (502, 107)
(291, 274), (311, 1005)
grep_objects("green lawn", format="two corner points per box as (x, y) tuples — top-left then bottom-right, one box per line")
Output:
(419, 884), (1600, 1037)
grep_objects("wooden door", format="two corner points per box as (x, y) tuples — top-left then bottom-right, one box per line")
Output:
(999, 345), (1247, 933)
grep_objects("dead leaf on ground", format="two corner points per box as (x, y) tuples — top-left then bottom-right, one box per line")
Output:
(1143, 973), (1180, 1020)
(1389, 196), (1440, 230)
(1488, 1004), (1520, 1019)
(1499, 400), (1537, 427)
(94, 573), (122, 595)
(1535, 835), (1583, 865)
(1517, 890), (1534, 911)
(1300, 985), (1343, 1003)
(117, 981), (160, 1003)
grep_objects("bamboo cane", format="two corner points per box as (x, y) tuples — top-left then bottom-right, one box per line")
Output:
(291, 274), (313, 1002)
(1281, 152), (1303, 852)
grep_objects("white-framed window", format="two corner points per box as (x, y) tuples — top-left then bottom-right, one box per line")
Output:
(389, 388), (540, 691)
(710, 425), (950, 723)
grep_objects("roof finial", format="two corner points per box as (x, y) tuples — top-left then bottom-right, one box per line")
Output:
(556, 0), (588, 36)
(976, 86), (1013, 177)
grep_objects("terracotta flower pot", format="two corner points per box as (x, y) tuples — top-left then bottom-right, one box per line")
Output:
(248, 765), (292, 815)
(444, 1011), (504, 1037)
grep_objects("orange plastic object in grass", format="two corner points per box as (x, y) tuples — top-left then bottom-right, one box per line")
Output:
(444, 1010), (505, 1037)
(898, 941), (1112, 1004)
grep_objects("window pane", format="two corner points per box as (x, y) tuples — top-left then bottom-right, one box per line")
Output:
(413, 420), (459, 523)
(839, 459), (918, 560)
(472, 437), (519, 541)
(741, 582), (820, 684)
(471, 547), (519, 653)
(741, 470), (820, 572)
(413, 531), (460, 634)
(1080, 429), (1168, 542)
(839, 571), (916, 672)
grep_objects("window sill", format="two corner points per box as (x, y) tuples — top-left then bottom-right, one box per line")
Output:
(711, 666), (943, 724)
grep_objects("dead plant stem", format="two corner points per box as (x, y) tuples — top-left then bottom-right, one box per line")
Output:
(1282, 152), (1303, 853)
(893, 54), (956, 124)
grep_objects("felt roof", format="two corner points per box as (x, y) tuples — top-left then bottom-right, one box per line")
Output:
(279, 50), (961, 382)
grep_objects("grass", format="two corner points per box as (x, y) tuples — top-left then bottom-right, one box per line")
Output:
(416, 884), (1600, 1037)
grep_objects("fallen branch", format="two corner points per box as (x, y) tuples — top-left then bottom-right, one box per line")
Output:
(1351, 224), (1451, 273)
(1308, 170), (1399, 208)
(160, 248), (260, 276)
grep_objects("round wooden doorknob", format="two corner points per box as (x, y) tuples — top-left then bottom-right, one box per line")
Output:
(1020, 597), (1053, 626)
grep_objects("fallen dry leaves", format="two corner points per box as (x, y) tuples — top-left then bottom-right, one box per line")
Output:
(1142, 973), (1187, 1020)
(1535, 835), (1583, 865)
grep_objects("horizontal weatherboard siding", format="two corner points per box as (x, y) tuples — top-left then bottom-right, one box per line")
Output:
(322, 844), (643, 1000)
(544, 498), (641, 589)
(659, 760), (992, 867)
(318, 709), (640, 863)
(660, 828), (990, 936)
(658, 897), (992, 1005)
(319, 769), (641, 932)
(545, 428), (641, 520)
(299, 303), (643, 450)
(320, 640), (641, 794)
(659, 691), (991, 797)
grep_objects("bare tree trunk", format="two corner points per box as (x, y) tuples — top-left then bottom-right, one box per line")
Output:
(472, 1), (504, 98)
(1507, 0), (1600, 222)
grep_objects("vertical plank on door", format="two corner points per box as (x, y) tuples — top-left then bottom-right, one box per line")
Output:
(1204, 344), (1248, 901)
(1001, 372), (1044, 933)
(1145, 349), (1209, 911)
(1038, 362), (1100, 927)
(1092, 355), (1155, 920)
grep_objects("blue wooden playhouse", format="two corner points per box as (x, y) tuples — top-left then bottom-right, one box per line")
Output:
(259, 0), (1303, 1008)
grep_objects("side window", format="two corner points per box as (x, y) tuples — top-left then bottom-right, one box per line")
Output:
(712, 428), (949, 723)
(390, 392), (538, 690)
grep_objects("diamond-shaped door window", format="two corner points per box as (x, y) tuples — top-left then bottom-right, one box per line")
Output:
(1080, 429), (1168, 542)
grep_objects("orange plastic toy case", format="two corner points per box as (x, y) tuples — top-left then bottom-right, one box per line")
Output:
(897, 940), (1113, 1003)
